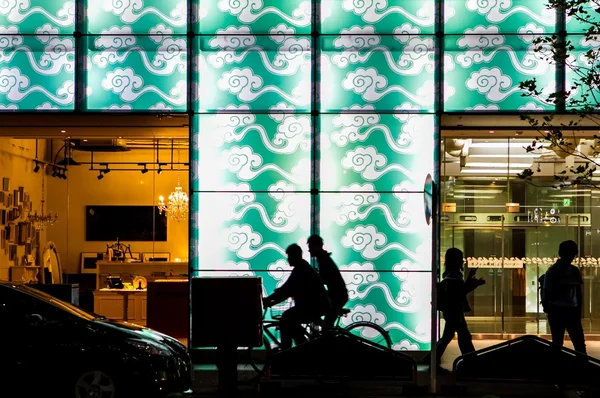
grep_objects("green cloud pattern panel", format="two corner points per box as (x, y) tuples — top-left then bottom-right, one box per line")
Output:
(0, 32), (74, 110)
(86, 31), (187, 111)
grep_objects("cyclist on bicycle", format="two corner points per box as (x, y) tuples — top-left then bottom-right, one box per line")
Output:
(307, 235), (349, 330)
(263, 244), (330, 350)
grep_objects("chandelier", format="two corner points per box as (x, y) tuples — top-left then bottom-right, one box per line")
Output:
(157, 150), (189, 222)
(28, 165), (59, 229)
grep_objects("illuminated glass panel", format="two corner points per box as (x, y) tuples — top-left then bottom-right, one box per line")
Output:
(444, 34), (555, 111)
(191, 113), (311, 191)
(86, 0), (187, 34)
(566, 3), (600, 34)
(320, 35), (435, 112)
(444, 0), (556, 34)
(320, 113), (435, 191)
(320, 0), (435, 35)
(190, 192), (311, 275)
(197, 0), (312, 34)
(336, 270), (432, 350)
(194, 35), (312, 113)
(320, 193), (432, 272)
(566, 35), (600, 111)
(0, 35), (74, 110)
(0, 0), (75, 34)
(86, 35), (187, 111)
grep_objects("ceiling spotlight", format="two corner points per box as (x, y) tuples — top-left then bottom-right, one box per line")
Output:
(33, 161), (40, 173)
(100, 163), (110, 173)
(138, 163), (149, 174)
(97, 171), (104, 180)
(60, 171), (67, 180)
(52, 168), (58, 177)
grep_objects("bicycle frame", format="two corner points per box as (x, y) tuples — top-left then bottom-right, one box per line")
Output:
(260, 308), (347, 350)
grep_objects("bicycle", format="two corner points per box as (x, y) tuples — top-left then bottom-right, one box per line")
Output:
(240, 299), (393, 383)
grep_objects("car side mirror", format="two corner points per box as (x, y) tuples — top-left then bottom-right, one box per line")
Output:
(26, 313), (45, 327)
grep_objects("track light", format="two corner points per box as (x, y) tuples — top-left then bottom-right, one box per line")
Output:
(100, 163), (110, 174)
(138, 163), (149, 174)
(157, 163), (167, 174)
(61, 171), (67, 180)
(33, 161), (40, 173)
(97, 171), (104, 180)
(52, 168), (58, 177)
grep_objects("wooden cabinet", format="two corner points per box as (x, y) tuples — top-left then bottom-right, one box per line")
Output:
(93, 290), (147, 326)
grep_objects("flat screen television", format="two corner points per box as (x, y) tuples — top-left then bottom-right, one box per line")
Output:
(85, 206), (167, 242)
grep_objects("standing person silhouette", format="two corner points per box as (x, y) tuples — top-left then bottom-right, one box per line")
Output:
(263, 244), (330, 350)
(431, 248), (485, 373)
(307, 235), (349, 330)
(541, 240), (587, 354)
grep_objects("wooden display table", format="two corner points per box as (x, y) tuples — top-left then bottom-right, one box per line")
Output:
(93, 289), (147, 325)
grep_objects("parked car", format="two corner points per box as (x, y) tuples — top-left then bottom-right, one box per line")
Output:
(0, 281), (192, 398)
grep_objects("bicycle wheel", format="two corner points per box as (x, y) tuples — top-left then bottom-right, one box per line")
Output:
(344, 321), (393, 348)
(239, 324), (278, 383)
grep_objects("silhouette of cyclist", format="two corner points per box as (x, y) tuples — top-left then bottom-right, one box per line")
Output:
(307, 235), (349, 330)
(263, 244), (330, 350)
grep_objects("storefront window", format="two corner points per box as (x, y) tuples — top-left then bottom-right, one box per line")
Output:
(441, 137), (600, 334)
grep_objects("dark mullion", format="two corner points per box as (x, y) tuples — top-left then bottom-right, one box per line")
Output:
(74, 0), (85, 112)
(310, 0), (321, 258)
(187, 0), (195, 348)
(556, 0), (567, 113)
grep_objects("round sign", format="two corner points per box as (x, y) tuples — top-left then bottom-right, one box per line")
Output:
(424, 174), (433, 225)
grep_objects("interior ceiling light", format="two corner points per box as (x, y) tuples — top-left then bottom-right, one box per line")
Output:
(33, 161), (40, 173)
(157, 151), (188, 222)
(460, 169), (523, 174)
(138, 163), (149, 174)
(97, 171), (104, 180)
(469, 142), (550, 148)
(453, 195), (497, 199)
(452, 189), (503, 194)
(468, 154), (541, 158)
(56, 156), (81, 166)
(464, 162), (532, 168)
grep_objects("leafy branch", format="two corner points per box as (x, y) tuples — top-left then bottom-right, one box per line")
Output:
(518, 0), (600, 188)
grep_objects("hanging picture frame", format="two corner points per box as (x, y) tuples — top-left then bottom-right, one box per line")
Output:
(8, 244), (17, 261)
(17, 222), (27, 245)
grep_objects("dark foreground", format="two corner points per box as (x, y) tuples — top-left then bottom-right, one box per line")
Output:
(185, 367), (594, 398)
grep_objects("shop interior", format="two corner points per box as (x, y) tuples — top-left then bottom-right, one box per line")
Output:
(441, 116), (600, 336)
(0, 114), (189, 336)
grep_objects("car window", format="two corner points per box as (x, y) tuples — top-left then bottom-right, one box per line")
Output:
(0, 285), (70, 324)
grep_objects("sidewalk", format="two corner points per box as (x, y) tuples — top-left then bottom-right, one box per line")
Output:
(189, 366), (583, 397)
(188, 376), (578, 397)
(186, 340), (600, 397)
